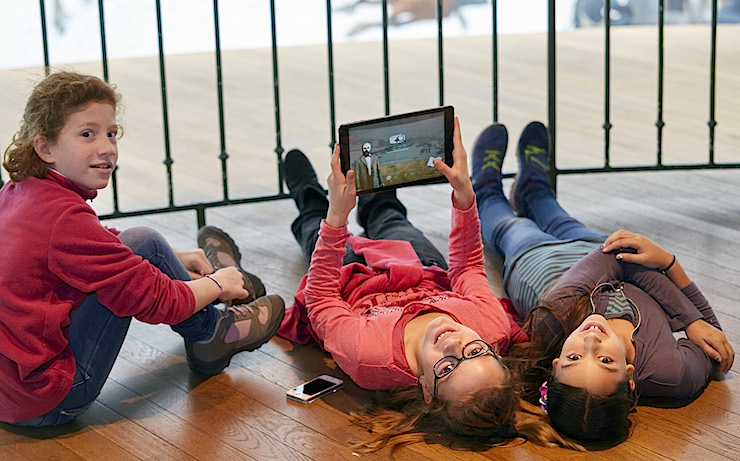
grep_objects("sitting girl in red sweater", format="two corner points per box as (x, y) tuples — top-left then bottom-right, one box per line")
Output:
(278, 118), (526, 453)
(0, 71), (284, 426)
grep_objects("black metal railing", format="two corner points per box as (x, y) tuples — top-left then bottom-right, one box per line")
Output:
(548, 0), (738, 192)
(1, 0), (737, 226)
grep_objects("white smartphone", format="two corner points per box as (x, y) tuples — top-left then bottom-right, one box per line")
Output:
(286, 375), (344, 404)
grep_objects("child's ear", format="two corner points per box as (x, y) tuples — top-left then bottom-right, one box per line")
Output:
(33, 135), (54, 164)
(626, 364), (636, 392)
(418, 376), (435, 404)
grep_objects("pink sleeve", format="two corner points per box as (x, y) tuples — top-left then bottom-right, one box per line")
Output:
(447, 197), (499, 302)
(447, 196), (514, 340)
(303, 220), (366, 378)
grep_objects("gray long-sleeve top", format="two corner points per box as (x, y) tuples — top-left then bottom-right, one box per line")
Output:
(523, 247), (720, 399)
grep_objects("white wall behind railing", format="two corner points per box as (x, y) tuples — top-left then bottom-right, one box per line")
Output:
(0, 0), (583, 70)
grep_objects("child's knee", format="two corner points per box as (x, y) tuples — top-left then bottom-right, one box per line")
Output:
(118, 226), (169, 257)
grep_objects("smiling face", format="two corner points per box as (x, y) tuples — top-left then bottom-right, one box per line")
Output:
(418, 316), (505, 403)
(34, 101), (118, 191)
(553, 314), (635, 395)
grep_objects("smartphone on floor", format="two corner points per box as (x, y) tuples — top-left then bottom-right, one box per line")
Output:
(286, 375), (344, 404)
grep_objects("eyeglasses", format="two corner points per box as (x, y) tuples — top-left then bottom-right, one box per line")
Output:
(432, 339), (498, 397)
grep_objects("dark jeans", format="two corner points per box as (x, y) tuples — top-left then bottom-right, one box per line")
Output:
(291, 189), (448, 270)
(13, 227), (217, 427)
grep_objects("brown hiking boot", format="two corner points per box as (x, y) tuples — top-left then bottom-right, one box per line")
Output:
(197, 225), (266, 304)
(185, 295), (286, 375)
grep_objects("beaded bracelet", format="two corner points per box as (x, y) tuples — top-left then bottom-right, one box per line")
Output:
(205, 274), (223, 295)
(661, 254), (677, 273)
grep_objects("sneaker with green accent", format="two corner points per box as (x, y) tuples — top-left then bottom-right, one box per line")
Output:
(510, 121), (552, 216)
(471, 123), (508, 194)
(185, 295), (286, 375)
(197, 225), (266, 304)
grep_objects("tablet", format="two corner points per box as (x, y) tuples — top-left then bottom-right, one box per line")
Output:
(338, 106), (454, 195)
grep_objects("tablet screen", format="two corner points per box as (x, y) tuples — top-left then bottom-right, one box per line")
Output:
(339, 106), (454, 195)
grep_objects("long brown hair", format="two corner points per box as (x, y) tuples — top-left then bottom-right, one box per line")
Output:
(351, 366), (520, 454)
(3, 71), (121, 183)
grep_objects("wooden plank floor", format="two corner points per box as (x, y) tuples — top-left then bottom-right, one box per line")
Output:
(1, 25), (739, 460)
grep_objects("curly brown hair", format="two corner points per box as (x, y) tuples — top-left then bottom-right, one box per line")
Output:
(3, 71), (120, 183)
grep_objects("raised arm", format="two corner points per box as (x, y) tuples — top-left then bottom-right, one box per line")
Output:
(432, 117), (475, 212)
(304, 145), (357, 325)
(301, 146), (369, 372)
(434, 118), (494, 296)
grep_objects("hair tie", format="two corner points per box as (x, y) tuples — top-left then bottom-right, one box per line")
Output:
(538, 381), (549, 415)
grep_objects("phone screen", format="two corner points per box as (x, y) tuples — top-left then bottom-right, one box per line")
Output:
(296, 377), (337, 396)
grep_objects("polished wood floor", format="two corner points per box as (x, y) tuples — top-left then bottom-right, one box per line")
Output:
(1, 25), (739, 460)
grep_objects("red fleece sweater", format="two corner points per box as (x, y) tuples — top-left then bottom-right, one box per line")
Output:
(279, 197), (525, 390)
(0, 171), (195, 422)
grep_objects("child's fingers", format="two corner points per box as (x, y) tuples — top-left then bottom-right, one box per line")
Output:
(433, 158), (467, 193)
(604, 229), (634, 246)
(725, 344), (735, 373)
(453, 117), (462, 145)
(601, 238), (622, 253)
(345, 170), (356, 196)
(614, 252), (644, 265)
(330, 144), (342, 171)
(451, 118), (467, 163)
(328, 145), (347, 190)
(700, 340), (726, 370)
(712, 340), (734, 373)
(603, 235), (640, 253)
(433, 157), (452, 176)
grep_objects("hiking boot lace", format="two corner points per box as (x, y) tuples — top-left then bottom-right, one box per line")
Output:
(228, 304), (258, 321)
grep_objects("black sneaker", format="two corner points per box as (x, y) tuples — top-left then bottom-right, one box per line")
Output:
(471, 123), (508, 195)
(185, 295), (286, 375)
(284, 149), (327, 209)
(510, 121), (551, 216)
(197, 225), (266, 304)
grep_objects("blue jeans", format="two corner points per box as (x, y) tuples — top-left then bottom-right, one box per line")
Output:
(13, 227), (217, 427)
(477, 184), (603, 266)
